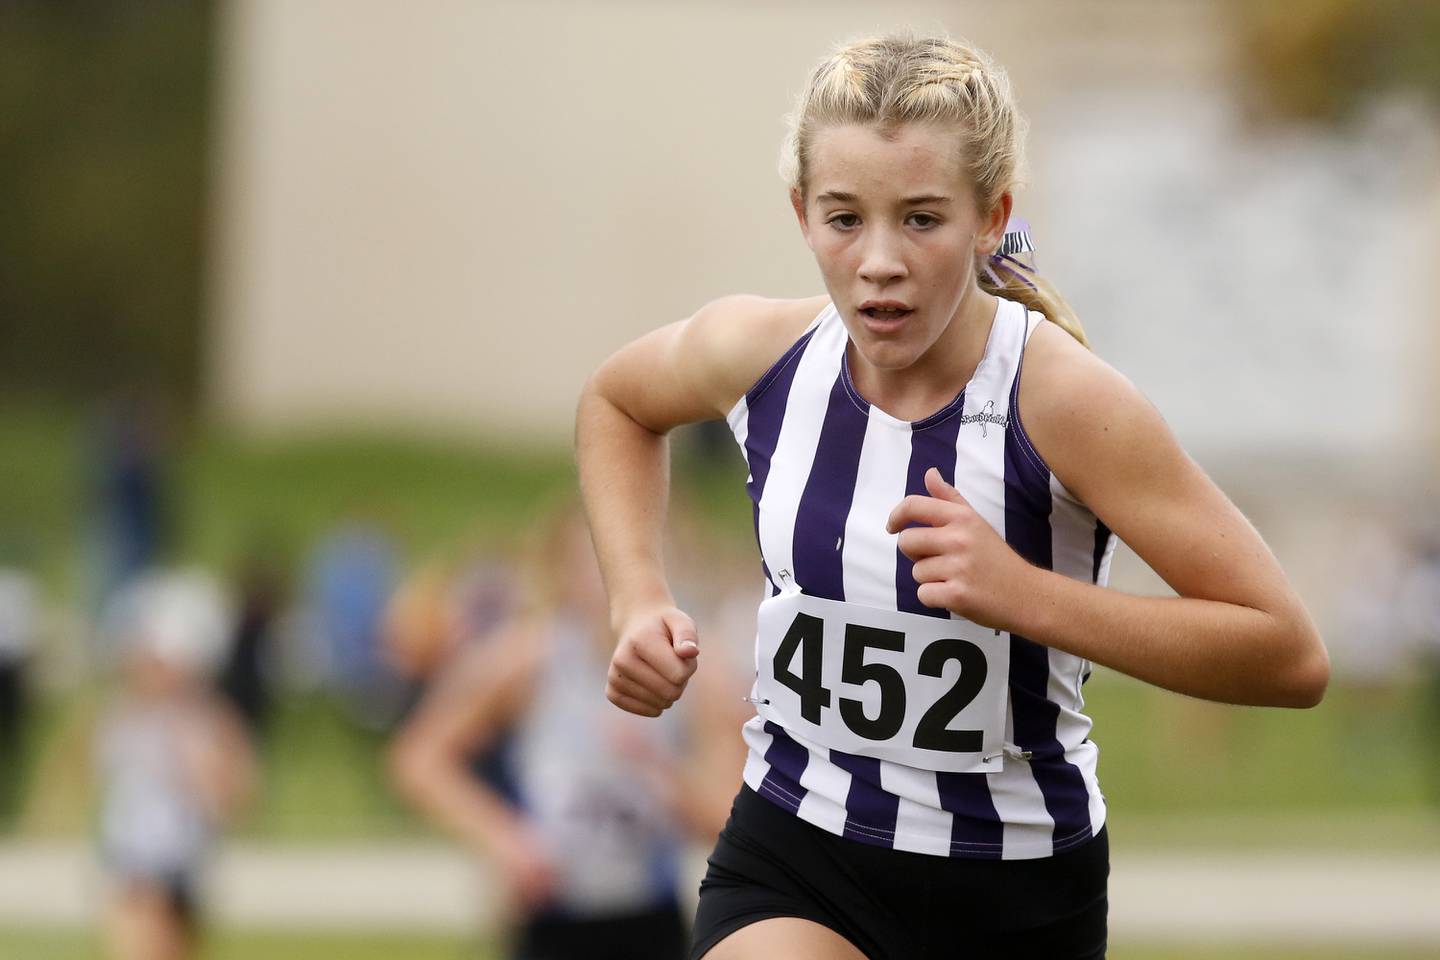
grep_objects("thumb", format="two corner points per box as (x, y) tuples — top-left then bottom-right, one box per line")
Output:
(667, 611), (700, 659)
(924, 467), (969, 506)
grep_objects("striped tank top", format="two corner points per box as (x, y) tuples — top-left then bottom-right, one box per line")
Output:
(726, 296), (1115, 861)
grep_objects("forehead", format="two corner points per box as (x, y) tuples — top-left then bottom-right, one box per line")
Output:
(806, 122), (968, 200)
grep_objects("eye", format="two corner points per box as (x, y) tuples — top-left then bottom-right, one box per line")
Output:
(826, 213), (860, 231)
(907, 212), (940, 229)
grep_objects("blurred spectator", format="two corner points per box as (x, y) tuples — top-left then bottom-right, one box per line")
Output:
(95, 570), (257, 960)
(217, 547), (287, 743)
(0, 561), (39, 829)
(389, 504), (746, 960)
(90, 395), (171, 623)
(307, 518), (400, 729)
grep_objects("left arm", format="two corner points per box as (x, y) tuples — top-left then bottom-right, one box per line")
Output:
(889, 321), (1328, 708)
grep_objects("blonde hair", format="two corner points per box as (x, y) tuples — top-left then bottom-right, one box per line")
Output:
(782, 33), (1089, 348)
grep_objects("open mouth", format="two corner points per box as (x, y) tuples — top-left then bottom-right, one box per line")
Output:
(859, 303), (914, 328)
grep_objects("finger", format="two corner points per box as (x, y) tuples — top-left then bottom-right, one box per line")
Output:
(896, 526), (949, 562)
(886, 494), (963, 534)
(924, 467), (972, 507)
(915, 580), (952, 611)
(613, 656), (685, 702)
(909, 556), (950, 585)
(607, 667), (673, 705)
(634, 633), (698, 687)
(607, 688), (663, 718)
(607, 673), (669, 711)
(665, 611), (700, 659)
(604, 664), (676, 711)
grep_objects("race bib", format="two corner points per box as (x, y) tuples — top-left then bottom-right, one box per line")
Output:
(753, 586), (1010, 773)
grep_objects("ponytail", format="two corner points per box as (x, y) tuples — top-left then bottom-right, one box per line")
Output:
(978, 261), (1091, 349)
(977, 218), (1090, 349)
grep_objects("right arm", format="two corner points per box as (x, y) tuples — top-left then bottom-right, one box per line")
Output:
(576, 294), (827, 716)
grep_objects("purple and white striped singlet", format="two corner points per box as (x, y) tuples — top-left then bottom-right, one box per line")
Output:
(726, 296), (1115, 861)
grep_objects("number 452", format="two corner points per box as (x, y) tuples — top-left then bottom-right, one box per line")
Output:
(773, 612), (989, 753)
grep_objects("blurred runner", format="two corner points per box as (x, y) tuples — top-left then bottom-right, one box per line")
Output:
(95, 570), (257, 960)
(390, 503), (747, 960)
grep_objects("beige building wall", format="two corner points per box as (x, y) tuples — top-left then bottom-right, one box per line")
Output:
(207, 0), (1228, 445)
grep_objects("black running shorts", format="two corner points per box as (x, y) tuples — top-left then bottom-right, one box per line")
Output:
(691, 785), (1108, 960)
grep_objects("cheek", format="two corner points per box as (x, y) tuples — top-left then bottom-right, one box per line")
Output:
(920, 243), (973, 290)
(811, 231), (857, 267)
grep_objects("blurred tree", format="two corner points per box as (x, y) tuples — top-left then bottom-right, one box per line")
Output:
(0, 0), (214, 408)
(1234, 0), (1440, 124)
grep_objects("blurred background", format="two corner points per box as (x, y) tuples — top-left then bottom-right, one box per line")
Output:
(1, 0), (1438, 957)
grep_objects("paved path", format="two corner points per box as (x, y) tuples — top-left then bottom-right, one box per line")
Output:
(2, 842), (1438, 944)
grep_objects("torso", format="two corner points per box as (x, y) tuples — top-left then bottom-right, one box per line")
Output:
(725, 297), (1114, 860)
(97, 698), (212, 877)
(508, 615), (684, 915)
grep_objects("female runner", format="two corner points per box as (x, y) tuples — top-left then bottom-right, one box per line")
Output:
(575, 33), (1329, 960)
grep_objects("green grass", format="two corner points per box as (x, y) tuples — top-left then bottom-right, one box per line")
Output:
(0, 401), (85, 593)
(0, 402), (752, 592)
(174, 429), (581, 575)
(1086, 670), (1440, 816)
(242, 694), (420, 841)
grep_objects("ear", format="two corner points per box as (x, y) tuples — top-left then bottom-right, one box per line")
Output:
(790, 187), (815, 251)
(976, 191), (1012, 257)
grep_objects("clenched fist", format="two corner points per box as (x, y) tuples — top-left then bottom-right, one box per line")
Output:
(605, 606), (700, 717)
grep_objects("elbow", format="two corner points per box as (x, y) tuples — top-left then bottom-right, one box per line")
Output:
(1291, 647), (1330, 709)
(386, 734), (435, 805)
(1276, 624), (1330, 709)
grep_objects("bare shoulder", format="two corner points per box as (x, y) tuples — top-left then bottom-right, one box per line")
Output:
(676, 294), (831, 415)
(1016, 318), (1172, 509)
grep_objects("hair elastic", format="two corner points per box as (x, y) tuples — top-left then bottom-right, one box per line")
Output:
(983, 215), (1039, 292)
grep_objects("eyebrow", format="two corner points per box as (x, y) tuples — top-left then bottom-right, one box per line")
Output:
(814, 191), (953, 205)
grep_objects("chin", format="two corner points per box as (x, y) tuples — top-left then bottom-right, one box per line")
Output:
(851, 336), (924, 371)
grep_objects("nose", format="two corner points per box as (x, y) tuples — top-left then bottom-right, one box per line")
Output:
(857, 227), (908, 286)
